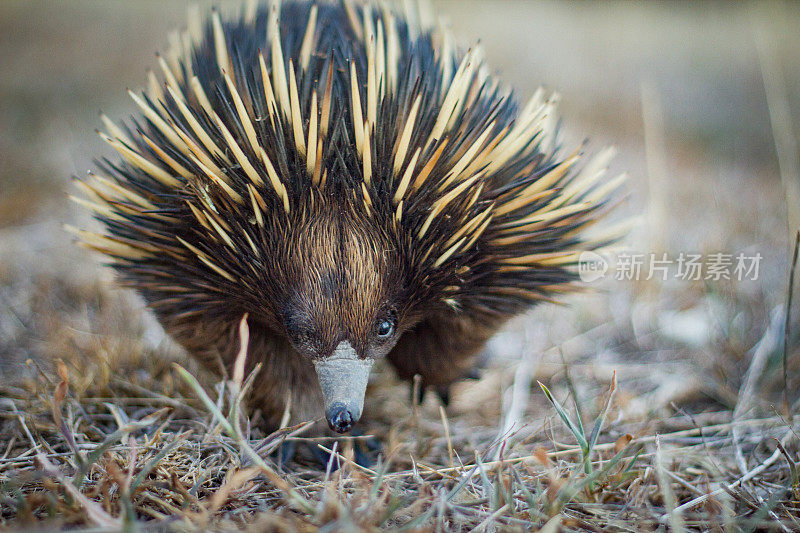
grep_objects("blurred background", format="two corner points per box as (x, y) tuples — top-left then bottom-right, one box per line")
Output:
(2, 0), (800, 419)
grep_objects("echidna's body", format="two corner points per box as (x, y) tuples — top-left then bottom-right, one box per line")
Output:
(74, 0), (623, 433)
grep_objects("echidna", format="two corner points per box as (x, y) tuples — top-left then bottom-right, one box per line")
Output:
(72, 0), (624, 434)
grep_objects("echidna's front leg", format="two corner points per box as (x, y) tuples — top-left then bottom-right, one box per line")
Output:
(161, 315), (321, 430)
(387, 313), (498, 404)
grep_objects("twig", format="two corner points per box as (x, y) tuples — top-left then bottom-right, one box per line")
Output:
(494, 324), (542, 460)
(752, 4), (800, 233)
(316, 443), (378, 476)
(667, 428), (794, 519)
(655, 435), (685, 532)
(467, 503), (509, 533)
(440, 405), (454, 468)
(783, 230), (799, 417)
(732, 306), (784, 475)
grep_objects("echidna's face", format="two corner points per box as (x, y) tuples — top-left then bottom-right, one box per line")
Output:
(275, 202), (407, 432)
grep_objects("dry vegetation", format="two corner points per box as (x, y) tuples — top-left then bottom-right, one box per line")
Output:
(1, 269), (799, 531)
(2, 1), (800, 531)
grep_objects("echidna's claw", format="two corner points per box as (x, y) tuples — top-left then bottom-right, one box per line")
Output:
(410, 381), (451, 406)
(276, 440), (296, 468)
(435, 387), (451, 406)
(465, 368), (482, 381)
(353, 436), (381, 468)
(412, 381), (426, 405)
(308, 432), (381, 469)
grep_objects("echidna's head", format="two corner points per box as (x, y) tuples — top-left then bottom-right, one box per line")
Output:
(271, 194), (410, 432)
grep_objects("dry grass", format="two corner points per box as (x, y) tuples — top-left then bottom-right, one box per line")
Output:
(1, 268), (799, 531)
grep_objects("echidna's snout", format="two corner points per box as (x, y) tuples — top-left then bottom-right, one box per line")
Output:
(313, 341), (374, 433)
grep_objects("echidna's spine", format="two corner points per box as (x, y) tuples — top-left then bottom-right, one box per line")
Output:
(71, 0), (626, 325)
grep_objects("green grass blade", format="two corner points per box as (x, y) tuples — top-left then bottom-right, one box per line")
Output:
(587, 373), (617, 454)
(538, 381), (587, 450)
(173, 363), (236, 436)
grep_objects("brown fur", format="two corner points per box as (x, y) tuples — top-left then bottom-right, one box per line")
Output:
(388, 313), (499, 388)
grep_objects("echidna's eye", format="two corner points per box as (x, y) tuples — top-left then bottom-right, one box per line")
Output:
(376, 318), (395, 339)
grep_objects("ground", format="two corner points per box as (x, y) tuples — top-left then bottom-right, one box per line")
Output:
(1, 1), (800, 531)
